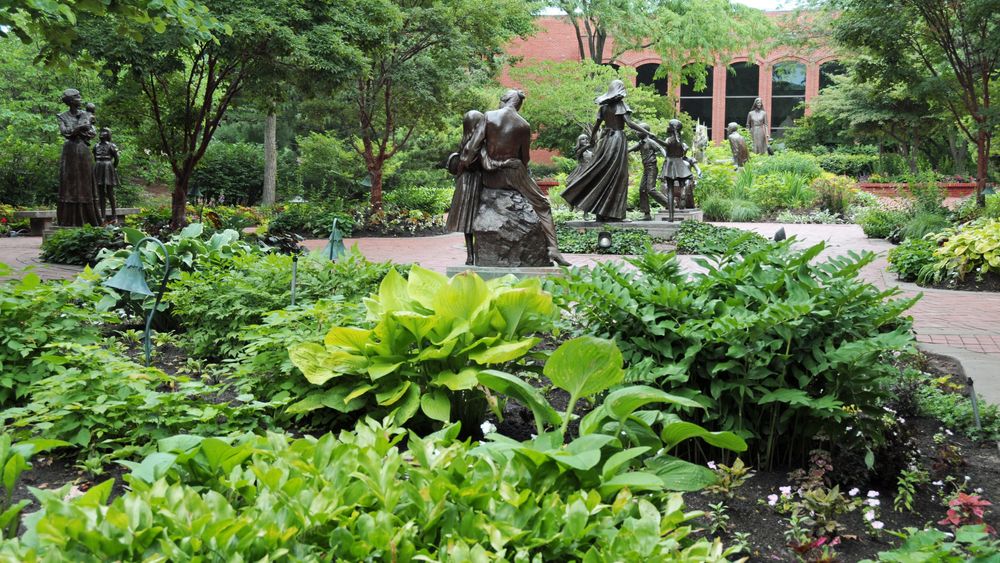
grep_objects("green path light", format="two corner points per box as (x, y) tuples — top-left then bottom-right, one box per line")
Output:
(104, 237), (171, 367)
(322, 218), (346, 261)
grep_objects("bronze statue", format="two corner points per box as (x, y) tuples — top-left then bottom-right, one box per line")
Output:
(746, 97), (769, 155)
(659, 119), (700, 210)
(458, 90), (570, 266)
(93, 128), (121, 223)
(628, 122), (672, 221)
(446, 110), (485, 265)
(573, 133), (594, 165)
(561, 79), (653, 222)
(692, 122), (709, 163)
(56, 88), (101, 227)
(727, 122), (750, 168)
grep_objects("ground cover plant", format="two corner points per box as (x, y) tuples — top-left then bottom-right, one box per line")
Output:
(549, 241), (918, 470)
(556, 225), (661, 254)
(673, 221), (769, 255)
(40, 226), (126, 266)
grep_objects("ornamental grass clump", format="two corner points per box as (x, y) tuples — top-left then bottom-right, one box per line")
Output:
(550, 241), (918, 469)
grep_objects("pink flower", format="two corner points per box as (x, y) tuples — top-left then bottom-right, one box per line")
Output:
(707, 461), (717, 470)
(868, 490), (880, 498)
(864, 511), (875, 521)
(872, 521), (884, 530)
(767, 494), (778, 506)
(849, 488), (860, 497)
(780, 486), (793, 497)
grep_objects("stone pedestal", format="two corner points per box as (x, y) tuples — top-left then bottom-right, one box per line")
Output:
(654, 208), (703, 222)
(473, 188), (551, 267)
(445, 265), (564, 280)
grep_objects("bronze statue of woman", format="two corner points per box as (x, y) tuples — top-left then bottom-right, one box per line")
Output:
(56, 88), (101, 226)
(445, 110), (485, 265)
(746, 97), (769, 155)
(561, 79), (653, 222)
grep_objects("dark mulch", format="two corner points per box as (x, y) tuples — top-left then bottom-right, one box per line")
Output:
(928, 271), (1000, 293)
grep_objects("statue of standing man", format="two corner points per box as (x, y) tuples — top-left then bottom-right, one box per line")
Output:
(56, 88), (101, 227)
(458, 90), (570, 266)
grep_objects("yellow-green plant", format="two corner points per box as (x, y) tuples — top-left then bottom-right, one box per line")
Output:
(289, 266), (558, 426)
(920, 219), (1000, 285)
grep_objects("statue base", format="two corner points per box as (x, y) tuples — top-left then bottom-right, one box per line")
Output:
(445, 265), (564, 280)
(473, 188), (552, 267)
(653, 208), (703, 222)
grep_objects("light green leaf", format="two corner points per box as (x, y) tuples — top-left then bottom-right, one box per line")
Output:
(477, 369), (561, 429)
(420, 390), (451, 422)
(407, 265), (447, 311)
(179, 222), (203, 238)
(605, 386), (703, 421)
(324, 327), (371, 351)
(119, 452), (177, 484)
(376, 380), (411, 406)
(468, 338), (539, 365)
(432, 368), (479, 391)
(598, 472), (665, 497)
(646, 457), (719, 492)
(545, 336), (623, 399)
(659, 421), (747, 453)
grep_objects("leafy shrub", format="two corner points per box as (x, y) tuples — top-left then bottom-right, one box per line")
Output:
(123, 205), (173, 235)
(0, 420), (736, 561)
(289, 267), (559, 430)
(817, 152), (878, 178)
(888, 238), (937, 282)
(549, 243), (917, 469)
(0, 204), (28, 235)
(905, 368), (1000, 441)
(857, 208), (909, 239)
(776, 210), (842, 224)
(747, 151), (823, 182)
(861, 525), (1000, 562)
(950, 193), (1000, 224)
(203, 205), (264, 231)
(268, 201), (356, 237)
(919, 219), (1000, 285)
(166, 250), (403, 359)
(727, 199), (763, 221)
(900, 211), (951, 241)
(674, 221), (769, 255)
(812, 174), (856, 216)
(383, 185), (451, 215)
(0, 268), (112, 408)
(695, 164), (737, 204)
(0, 128), (60, 207)
(749, 173), (818, 212)
(40, 225), (124, 265)
(352, 205), (445, 236)
(297, 131), (368, 201)
(901, 174), (946, 215)
(700, 195), (731, 221)
(556, 226), (660, 254)
(0, 345), (273, 460)
(190, 142), (265, 204)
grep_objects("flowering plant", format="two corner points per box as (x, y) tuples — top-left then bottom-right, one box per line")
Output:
(939, 493), (995, 534)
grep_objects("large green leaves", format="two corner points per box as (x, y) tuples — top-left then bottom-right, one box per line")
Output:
(546, 336), (623, 400)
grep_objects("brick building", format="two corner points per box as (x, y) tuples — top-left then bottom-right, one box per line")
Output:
(506, 13), (842, 144)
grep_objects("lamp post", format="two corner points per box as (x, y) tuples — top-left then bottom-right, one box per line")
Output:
(322, 218), (346, 261)
(104, 237), (171, 367)
(597, 231), (613, 250)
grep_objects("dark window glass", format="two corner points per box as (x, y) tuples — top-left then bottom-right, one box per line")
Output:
(771, 97), (805, 137)
(725, 97), (757, 129)
(772, 61), (806, 96)
(680, 97), (712, 138)
(820, 61), (845, 90)
(680, 65), (713, 97)
(726, 62), (758, 97)
(635, 63), (667, 95)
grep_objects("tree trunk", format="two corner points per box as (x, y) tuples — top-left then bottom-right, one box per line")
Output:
(975, 129), (988, 207)
(262, 111), (277, 206)
(170, 179), (189, 230)
(369, 166), (383, 212)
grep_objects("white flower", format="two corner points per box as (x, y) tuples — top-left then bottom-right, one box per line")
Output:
(864, 510), (875, 521)
(872, 521), (884, 530)
(975, 487), (984, 494)
(845, 426), (853, 431)
(867, 498), (881, 507)
(529, 434), (537, 440)
(898, 417), (906, 424)
(849, 488), (860, 497)
(780, 486), (792, 497)
(480, 421), (496, 435)
(964, 476), (971, 481)
(945, 429), (954, 436)
(868, 490), (880, 498)
(767, 494), (779, 506)
(932, 480), (944, 486)
(708, 461), (717, 470)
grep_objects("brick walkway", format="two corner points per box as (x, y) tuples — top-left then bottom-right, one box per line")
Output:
(5, 225), (1000, 359)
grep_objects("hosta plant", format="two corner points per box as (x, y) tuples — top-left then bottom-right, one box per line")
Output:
(0, 434), (68, 538)
(919, 219), (1000, 285)
(289, 266), (558, 428)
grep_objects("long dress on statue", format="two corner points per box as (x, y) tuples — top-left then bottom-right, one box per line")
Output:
(445, 111), (484, 234)
(56, 109), (100, 226)
(747, 108), (769, 155)
(561, 100), (632, 221)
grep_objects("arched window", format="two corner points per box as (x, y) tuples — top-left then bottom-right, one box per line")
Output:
(679, 65), (713, 137)
(771, 60), (806, 138)
(819, 61), (845, 90)
(635, 63), (667, 95)
(725, 62), (758, 129)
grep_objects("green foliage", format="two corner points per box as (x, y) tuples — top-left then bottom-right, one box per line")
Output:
(40, 226), (124, 266)
(0, 205), (27, 236)
(749, 173), (818, 212)
(747, 151), (823, 182)
(296, 132), (368, 201)
(700, 196), (731, 221)
(166, 250), (403, 359)
(674, 221), (769, 255)
(189, 142), (265, 205)
(919, 219), (1000, 285)
(556, 226), (660, 254)
(887, 237), (937, 282)
(549, 243), (917, 468)
(907, 369), (1000, 441)
(289, 267), (558, 428)
(900, 211), (951, 241)
(383, 185), (452, 215)
(812, 174), (858, 216)
(861, 525), (1000, 562)
(0, 420), (734, 561)
(695, 163), (737, 205)
(0, 129), (61, 207)
(816, 151), (878, 178)
(857, 208), (909, 239)
(776, 210), (842, 225)
(0, 434), (69, 538)
(268, 201), (356, 237)
(726, 199), (764, 222)
(0, 345), (273, 460)
(352, 205), (446, 236)
(0, 270), (112, 408)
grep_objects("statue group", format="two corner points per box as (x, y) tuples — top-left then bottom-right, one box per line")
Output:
(56, 88), (121, 227)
